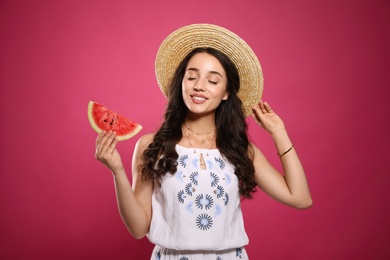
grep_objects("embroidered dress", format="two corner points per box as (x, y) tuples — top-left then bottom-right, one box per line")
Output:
(148, 145), (249, 260)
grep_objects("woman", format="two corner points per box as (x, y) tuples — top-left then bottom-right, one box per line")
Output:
(95, 24), (312, 260)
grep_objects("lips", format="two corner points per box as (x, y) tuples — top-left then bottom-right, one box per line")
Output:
(190, 94), (208, 104)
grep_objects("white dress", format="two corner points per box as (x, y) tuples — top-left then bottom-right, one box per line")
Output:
(148, 145), (249, 259)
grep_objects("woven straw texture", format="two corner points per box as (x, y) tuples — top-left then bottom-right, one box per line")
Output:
(155, 24), (263, 117)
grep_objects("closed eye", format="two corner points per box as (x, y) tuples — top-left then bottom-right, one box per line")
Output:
(209, 81), (218, 85)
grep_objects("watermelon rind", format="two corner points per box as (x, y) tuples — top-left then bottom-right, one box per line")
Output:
(87, 101), (142, 141)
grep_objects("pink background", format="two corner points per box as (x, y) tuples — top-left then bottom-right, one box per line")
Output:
(1, 0), (389, 259)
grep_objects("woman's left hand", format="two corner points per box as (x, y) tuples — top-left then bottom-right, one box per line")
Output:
(252, 101), (286, 134)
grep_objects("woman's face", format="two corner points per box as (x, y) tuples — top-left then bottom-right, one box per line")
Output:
(182, 52), (228, 116)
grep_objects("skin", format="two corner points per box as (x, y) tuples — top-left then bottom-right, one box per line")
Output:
(95, 52), (312, 239)
(181, 52), (228, 122)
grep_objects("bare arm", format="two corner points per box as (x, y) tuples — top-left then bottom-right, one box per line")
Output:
(95, 131), (154, 238)
(252, 101), (312, 209)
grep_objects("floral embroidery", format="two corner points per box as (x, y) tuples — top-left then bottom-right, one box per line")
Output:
(195, 194), (214, 210)
(186, 202), (193, 214)
(236, 248), (243, 258)
(210, 172), (219, 187)
(175, 170), (185, 182)
(204, 194), (214, 210)
(223, 173), (232, 185)
(172, 148), (239, 235)
(192, 158), (199, 168)
(196, 213), (213, 230)
(177, 190), (185, 204)
(190, 171), (199, 185)
(215, 204), (222, 217)
(214, 185), (225, 199)
(206, 158), (214, 170)
(195, 194), (204, 209)
(185, 182), (195, 196)
(224, 193), (229, 206)
(179, 154), (188, 167)
(215, 157), (226, 170)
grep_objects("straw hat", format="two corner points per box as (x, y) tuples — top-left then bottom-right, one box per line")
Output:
(155, 23), (263, 117)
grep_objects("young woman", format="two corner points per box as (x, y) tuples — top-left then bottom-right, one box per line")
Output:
(95, 24), (312, 260)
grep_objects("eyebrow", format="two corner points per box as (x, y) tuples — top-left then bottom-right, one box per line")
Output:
(186, 68), (223, 78)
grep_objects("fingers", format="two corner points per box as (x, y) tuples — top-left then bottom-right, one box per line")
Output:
(252, 103), (263, 124)
(252, 100), (277, 127)
(95, 131), (118, 159)
(251, 113), (263, 127)
(107, 135), (119, 155)
(263, 101), (273, 113)
(95, 131), (105, 148)
(259, 100), (273, 113)
(253, 100), (273, 115)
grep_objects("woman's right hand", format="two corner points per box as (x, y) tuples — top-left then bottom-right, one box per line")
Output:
(95, 131), (124, 174)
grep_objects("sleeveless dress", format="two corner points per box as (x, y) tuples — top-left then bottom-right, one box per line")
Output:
(147, 145), (249, 259)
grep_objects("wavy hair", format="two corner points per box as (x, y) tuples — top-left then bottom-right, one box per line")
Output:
(140, 48), (257, 199)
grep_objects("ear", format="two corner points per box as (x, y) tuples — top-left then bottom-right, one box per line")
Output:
(222, 92), (229, 100)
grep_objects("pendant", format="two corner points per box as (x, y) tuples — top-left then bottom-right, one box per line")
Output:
(199, 153), (206, 170)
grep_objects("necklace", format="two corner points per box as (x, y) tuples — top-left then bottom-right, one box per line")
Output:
(183, 127), (215, 170)
(182, 126), (215, 156)
(189, 131), (216, 144)
(183, 124), (216, 144)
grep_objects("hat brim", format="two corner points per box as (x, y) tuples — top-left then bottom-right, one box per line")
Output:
(155, 23), (263, 117)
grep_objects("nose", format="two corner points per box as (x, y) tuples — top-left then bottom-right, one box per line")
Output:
(193, 79), (205, 92)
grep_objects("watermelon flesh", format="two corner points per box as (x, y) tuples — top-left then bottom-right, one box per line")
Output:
(88, 101), (142, 141)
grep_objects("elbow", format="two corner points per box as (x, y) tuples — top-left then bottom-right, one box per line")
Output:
(127, 226), (149, 240)
(294, 198), (313, 210)
(122, 218), (150, 240)
(132, 233), (146, 240)
(290, 198), (313, 210)
(130, 230), (148, 240)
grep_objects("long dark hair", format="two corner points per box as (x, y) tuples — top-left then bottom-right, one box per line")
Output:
(140, 47), (257, 199)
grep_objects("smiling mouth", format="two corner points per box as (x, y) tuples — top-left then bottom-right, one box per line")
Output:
(191, 95), (207, 101)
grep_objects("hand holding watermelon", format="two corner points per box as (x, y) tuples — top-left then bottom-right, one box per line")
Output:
(95, 130), (124, 174)
(88, 101), (142, 173)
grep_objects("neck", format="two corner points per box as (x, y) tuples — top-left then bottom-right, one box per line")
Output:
(184, 114), (216, 135)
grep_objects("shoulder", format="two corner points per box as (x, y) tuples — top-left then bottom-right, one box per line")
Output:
(249, 142), (265, 161)
(134, 133), (155, 153)
(137, 133), (155, 146)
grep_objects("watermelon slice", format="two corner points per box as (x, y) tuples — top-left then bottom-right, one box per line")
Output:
(87, 101), (142, 141)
